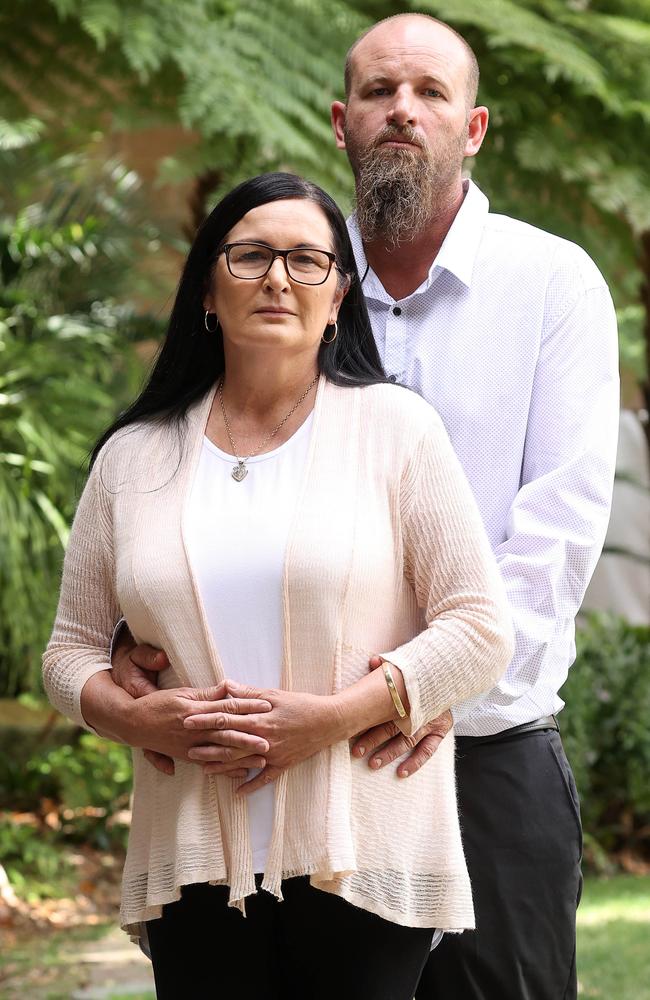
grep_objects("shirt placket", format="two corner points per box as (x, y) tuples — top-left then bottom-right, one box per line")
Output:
(384, 301), (407, 381)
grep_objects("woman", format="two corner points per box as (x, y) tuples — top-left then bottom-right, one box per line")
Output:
(43, 172), (513, 1000)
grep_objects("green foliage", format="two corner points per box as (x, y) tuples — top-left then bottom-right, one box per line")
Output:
(0, 727), (132, 836)
(2, 0), (648, 376)
(0, 129), (162, 697)
(1, 0), (369, 205)
(0, 725), (133, 829)
(0, 817), (73, 900)
(561, 614), (650, 866)
(41, 734), (133, 817)
(0, 730), (132, 898)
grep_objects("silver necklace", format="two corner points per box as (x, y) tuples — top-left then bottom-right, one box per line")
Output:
(218, 374), (319, 482)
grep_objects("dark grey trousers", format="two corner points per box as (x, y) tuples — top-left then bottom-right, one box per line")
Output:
(416, 729), (582, 1000)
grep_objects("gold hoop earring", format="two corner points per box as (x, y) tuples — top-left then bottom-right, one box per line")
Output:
(204, 310), (220, 333)
(322, 321), (338, 344)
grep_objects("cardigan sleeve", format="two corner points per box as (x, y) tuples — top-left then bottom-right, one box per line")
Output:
(381, 414), (514, 735)
(42, 462), (120, 730)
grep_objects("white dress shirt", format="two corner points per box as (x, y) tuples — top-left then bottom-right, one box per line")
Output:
(348, 180), (619, 736)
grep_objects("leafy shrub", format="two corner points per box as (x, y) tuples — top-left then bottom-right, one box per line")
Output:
(46, 735), (132, 809)
(0, 697), (76, 808)
(1, 719), (133, 871)
(0, 129), (163, 698)
(0, 716), (133, 898)
(561, 614), (650, 867)
(0, 816), (73, 900)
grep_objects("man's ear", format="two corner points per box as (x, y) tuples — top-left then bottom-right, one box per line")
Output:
(464, 106), (489, 159)
(331, 101), (347, 150)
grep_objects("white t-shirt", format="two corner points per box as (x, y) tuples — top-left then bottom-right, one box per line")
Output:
(185, 413), (313, 873)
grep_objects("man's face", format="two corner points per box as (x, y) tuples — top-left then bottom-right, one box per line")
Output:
(332, 18), (486, 244)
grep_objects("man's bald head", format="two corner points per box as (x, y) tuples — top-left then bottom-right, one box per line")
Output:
(344, 13), (479, 110)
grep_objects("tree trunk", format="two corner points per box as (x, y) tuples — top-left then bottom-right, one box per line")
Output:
(183, 169), (223, 241)
(640, 231), (650, 450)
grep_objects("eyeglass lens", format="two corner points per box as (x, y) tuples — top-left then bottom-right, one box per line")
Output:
(227, 244), (332, 283)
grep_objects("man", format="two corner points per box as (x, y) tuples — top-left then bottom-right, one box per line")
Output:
(111, 14), (619, 999)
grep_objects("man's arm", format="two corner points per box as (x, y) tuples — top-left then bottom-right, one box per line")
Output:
(352, 260), (619, 771)
(452, 274), (619, 731)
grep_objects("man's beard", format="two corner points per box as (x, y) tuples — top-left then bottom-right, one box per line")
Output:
(346, 123), (467, 247)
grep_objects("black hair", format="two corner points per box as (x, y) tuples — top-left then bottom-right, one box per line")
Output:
(91, 172), (387, 466)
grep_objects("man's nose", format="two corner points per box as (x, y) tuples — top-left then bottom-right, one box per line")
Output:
(387, 87), (417, 128)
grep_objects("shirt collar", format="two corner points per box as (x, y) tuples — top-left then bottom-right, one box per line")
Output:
(347, 179), (490, 301)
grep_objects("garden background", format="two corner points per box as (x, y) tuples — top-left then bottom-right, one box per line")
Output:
(0, 1), (649, 997)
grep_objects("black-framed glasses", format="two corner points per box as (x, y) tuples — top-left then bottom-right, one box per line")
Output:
(218, 242), (339, 285)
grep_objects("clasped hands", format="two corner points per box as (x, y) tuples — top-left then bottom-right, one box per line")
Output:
(115, 640), (452, 792)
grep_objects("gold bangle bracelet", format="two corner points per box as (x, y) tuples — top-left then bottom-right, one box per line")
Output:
(383, 663), (407, 719)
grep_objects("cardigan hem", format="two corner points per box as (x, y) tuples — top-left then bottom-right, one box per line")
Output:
(121, 865), (474, 940)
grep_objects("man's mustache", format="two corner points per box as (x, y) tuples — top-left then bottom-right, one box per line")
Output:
(371, 125), (425, 150)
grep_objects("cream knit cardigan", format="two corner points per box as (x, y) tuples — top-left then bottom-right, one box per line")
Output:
(43, 377), (513, 938)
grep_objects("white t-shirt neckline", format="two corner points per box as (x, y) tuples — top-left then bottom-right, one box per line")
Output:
(203, 411), (314, 465)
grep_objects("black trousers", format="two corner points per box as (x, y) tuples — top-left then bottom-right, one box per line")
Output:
(147, 875), (433, 1000)
(416, 729), (582, 1000)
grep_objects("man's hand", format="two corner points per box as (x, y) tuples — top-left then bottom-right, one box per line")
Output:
(111, 625), (174, 774)
(350, 655), (453, 777)
(111, 624), (169, 699)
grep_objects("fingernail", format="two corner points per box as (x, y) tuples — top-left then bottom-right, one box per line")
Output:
(357, 746), (366, 757)
(398, 767), (409, 778)
(371, 757), (382, 769)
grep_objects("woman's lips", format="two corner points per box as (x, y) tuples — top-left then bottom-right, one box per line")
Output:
(255, 308), (295, 315)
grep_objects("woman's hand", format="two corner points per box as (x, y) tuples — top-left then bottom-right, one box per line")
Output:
(80, 672), (272, 777)
(128, 685), (274, 776)
(106, 632), (273, 778)
(183, 680), (346, 793)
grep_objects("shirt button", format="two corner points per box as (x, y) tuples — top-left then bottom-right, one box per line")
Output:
(392, 306), (402, 316)
(388, 374), (397, 383)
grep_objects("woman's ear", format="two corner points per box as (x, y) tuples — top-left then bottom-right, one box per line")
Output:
(203, 264), (219, 313)
(330, 274), (351, 318)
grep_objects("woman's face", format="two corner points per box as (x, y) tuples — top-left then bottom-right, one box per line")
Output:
(204, 198), (347, 361)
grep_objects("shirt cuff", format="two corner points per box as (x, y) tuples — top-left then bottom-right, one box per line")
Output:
(109, 617), (127, 664)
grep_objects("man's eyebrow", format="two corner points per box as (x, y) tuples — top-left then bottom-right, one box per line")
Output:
(360, 72), (450, 90)
(361, 75), (394, 88)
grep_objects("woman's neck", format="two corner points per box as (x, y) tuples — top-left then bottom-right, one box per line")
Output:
(220, 353), (319, 419)
(206, 351), (319, 456)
